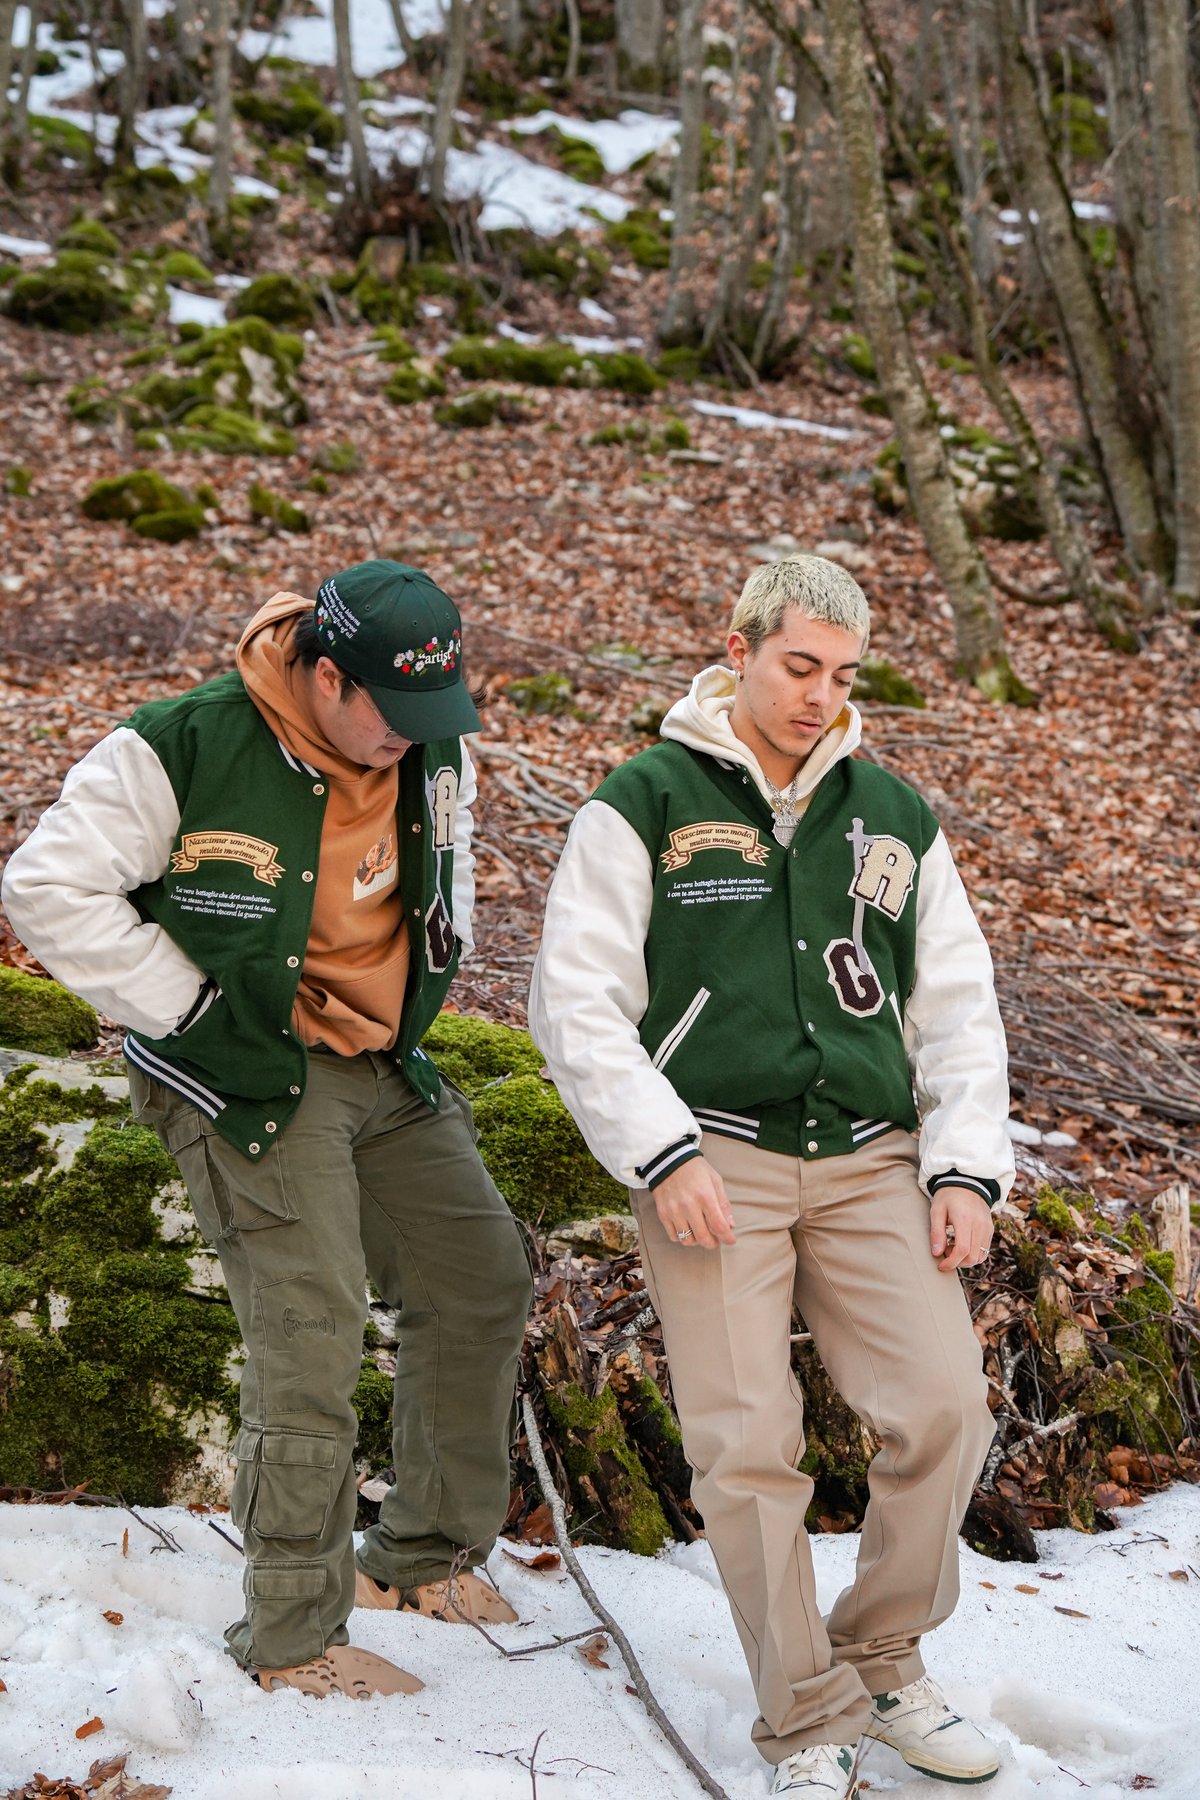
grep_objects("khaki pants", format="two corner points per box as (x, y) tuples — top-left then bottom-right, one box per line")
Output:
(129, 1050), (532, 1671)
(632, 1129), (995, 1763)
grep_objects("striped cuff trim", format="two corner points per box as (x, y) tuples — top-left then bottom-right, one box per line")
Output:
(927, 1169), (1001, 1206)
(637, 1136), (701, 1189)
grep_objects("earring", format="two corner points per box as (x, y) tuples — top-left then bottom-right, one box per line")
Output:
(736, 670), (744, 682)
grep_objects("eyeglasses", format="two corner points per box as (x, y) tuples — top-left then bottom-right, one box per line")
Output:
(350, 681), (409, 744)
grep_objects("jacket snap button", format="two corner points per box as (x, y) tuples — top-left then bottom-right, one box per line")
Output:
(289, 1084), (301, 1095)
(287, 955), (299, 968)
(248, 1142), (261, 1154)
(796, 939), (807, 951)
(313, 783), (325, 795)
(265, 1121), (277, 1133)
(807, 1139), (819, 1153)
(806, 1118), (817, 1128)
(302, 870), (314, 882)
(411, 822), (421, 833)
(815, 1077), (825, 1088)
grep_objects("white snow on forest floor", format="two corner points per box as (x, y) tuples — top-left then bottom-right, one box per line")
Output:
(240, 0), (444, 77)
(691, 400), (862, 442)
(501, 109), (680, 175)
(0, 1483), (1196, 1799)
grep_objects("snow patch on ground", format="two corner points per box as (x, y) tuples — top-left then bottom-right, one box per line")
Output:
(0, 1486), (1194, 1798)
(167, 287), (227, 329)
(691, 399), (861, 442)
(239, 0), (443, 77)
(501, 109), (680, 175)
(0, 232), (50, 256)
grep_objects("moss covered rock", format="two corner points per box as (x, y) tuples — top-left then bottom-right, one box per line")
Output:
(497, 229), (610, 297)
(0, 970), (98, 1057)
(4, 250), (141, 334)
(314, 440), (362, 474)
(0, 1063), (240, 1501)
(853, 659), (926, 708)
(82, 469), (203, 542)
(445, 335), (663, 396)
(56, 219), (121, 257)
(235, 77), (340, 149)
(157, 249), (215, 285)
(231, 272), (320, 328)
(873, 419), (1043, 541)
(507, 671), (575, 716)
(131, 505), (205, 542)
(434, 388), (502, 429)
(248, 481), (310, 532)
(422, 1013), (624, 1230)
(386, 362), (447, 405)
(547, 126), (606, 185)
(604, 208), (671, 271)
(150, 407), (298, 457)
(173, 315), (306, 425)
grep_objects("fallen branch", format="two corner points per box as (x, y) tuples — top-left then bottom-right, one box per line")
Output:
(520, 1390), (732, 1800)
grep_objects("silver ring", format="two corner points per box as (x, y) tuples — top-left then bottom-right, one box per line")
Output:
(677, 1229), (693, 1243)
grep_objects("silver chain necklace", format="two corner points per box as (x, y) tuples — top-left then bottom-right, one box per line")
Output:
(762, 771), (801, 846)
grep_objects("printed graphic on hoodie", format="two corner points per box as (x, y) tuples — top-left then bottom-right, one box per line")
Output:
(353, 831), (398, 901)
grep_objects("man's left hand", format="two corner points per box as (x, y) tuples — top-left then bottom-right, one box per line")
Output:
(929, 1186), (993, 1272)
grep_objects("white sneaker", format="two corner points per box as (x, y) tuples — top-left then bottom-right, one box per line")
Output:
(769, 1743), (861, 1796)
(865, 1675), (1000, 1782)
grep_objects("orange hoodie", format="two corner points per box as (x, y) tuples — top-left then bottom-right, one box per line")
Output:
(237, 592), (410, 1054)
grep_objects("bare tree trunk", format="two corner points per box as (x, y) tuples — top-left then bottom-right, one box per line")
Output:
(207, 0), (234, 235)
(386, 0), (416, 61)
(333, 0), (373, 203)
(616, 0), (663, 89)
(0, 0), (20, 138)
(659, 0), (706, 346)
(501, 0), (523, 60)
(1144, 0), (1200, 599)
(430, 0), (473, 208)
(703, 29), (778, 360)
(113, 0), (147, 168)
(563, 0), (580, 86)
(907, 0), (936, 132)
(994, 0), (1168, 590)
(826, 0), (1029, 701)
(864, 6), (1138, 650)
(5, 0), (41, 177)
(753, 47), (818, 369)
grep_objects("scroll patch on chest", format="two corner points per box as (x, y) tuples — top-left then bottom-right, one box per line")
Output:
(846, 825), (916, 919)
(660, 822), (770, 871)
(170, 831), (285, 886)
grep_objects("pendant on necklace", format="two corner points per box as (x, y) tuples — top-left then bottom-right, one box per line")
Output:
(772, 809), (796, 847)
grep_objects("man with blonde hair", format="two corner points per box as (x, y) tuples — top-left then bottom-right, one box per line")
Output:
(531, 556), (1011, 1797)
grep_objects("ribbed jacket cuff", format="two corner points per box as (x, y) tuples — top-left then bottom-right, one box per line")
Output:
(636, 1136), (701, 1191)
(927, 1168), (1002, 1208)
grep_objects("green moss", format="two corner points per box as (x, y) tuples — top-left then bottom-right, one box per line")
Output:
(445, 335), (663, 396)
(472, 1075), (625, 1230)
(131, 505), (205, 542)
(248, 481), (310, 533)
(235, 79), (341, 149)
(56, 219), (121, 256)
(351, 1363), (394, 1470)
(548, 126), (606, 185)
(854, 659), (925, 709)
(157, 250), (214, 284)
(386, 364), (447, 405)
(28, 114), (94, 161)
(507, 671), (575, 716)
(0, 970), (98, 1056)
(839, 332), (877, 382)
(605, 208), (671, 271)
(314, 440), (361, 474)
(1035, 1193), (1076, 1236)
(231, 272), (319, 328)
(4, 253), (133, 333)
(172, 315), (306, 423)
(372, 325), (416, 364)
(656, 345), (703, 384)
(434, 389), (500, 429)
(102, 163), (188, 222)
(498, 230), (610, 297)
(6, 466), (33, 497)
(0, 1070), (240, 1501)
(82, 469), (192, 524)
(543, 1380), (671, 1555)
(422, 1012), (546, 1097)
(160, 406), (297, 457)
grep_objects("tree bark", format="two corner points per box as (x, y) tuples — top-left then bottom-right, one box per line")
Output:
(562, 0), (580, 87)
(430, 0), (474, 209)
(658, 0), (706, 346)
(616, 0), (663, 89)
(206, 0), (234, 235)
(826, 0), (1028, 701)
(386, 0), (416, 62)
(864, 5), (1138, 650)
(6, 0), (41, 177)
(113, 0), (147, 169)
(333, 0), (373, 203)
(501, 0), (523, 60)
(752, 47), (819, 370)
(703, 29), (778, 360)
(1143, 0), (1200, 599)
(0, 0), (20, 138)
(993, 0), (1168, 591)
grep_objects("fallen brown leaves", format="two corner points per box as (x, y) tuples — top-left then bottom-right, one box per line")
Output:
(3, 1758), (170, 1800)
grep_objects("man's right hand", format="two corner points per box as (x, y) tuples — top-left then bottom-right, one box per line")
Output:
(652, 1156), (736, 1250)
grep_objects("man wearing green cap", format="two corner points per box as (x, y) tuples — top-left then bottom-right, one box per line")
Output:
(2, 561), (534, 1699)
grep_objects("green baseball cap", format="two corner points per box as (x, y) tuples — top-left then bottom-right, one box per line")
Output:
(313, 560), (481, 742)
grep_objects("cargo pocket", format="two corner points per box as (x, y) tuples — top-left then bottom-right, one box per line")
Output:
(164, 1113), (298, 1242)
(439, 1073), (480, 1144)
(237, 1427), (340, 1543)
(247, 1560), (327, 1668)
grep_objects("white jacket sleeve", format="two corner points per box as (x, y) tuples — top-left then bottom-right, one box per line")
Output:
(905, 830), (1015, 1201)
(451, 744), (477, 960)
(1, 728), (207, 1038)
(529, 799), (701, 1189)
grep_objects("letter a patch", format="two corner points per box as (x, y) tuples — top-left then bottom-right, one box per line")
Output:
(848, 831), (916, 920)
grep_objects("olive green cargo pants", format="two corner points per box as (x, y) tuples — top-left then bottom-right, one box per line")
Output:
(128, 1049), (532, 1672)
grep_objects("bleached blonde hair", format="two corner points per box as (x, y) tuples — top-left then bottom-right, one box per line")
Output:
(731, 556), (871, 653)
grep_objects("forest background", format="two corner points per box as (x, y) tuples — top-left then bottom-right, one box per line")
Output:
(0, 0), (1198, 1595)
